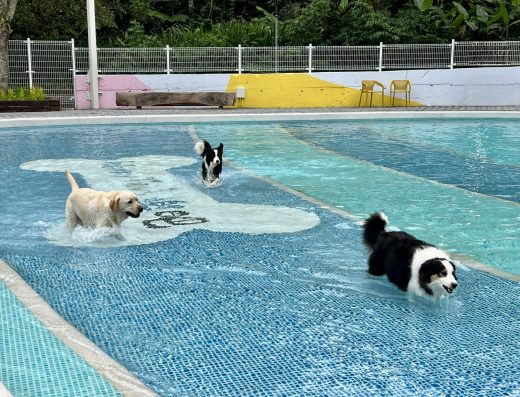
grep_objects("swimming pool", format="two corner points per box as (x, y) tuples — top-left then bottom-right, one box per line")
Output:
(0, 118), (519, 396)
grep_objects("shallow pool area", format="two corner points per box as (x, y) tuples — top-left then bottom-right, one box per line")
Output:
(0, 118), (519, 396)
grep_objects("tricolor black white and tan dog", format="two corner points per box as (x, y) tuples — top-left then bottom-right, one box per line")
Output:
(194, 140), (224, 186)
(362, 212), (458, 299)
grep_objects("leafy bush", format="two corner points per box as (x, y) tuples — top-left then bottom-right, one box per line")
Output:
(0, 87), (46, 101)
(12, 0), (520, 47)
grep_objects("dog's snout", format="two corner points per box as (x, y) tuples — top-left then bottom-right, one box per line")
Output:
(137, 205), (144, 213)
(451, 282), (458, 290)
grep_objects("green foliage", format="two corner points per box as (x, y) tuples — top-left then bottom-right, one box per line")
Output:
(10, 0), (118, 45)
(211, 20), (274, 46)
(112, 20), (164, 47)
(414, 0), (433, 11)
(281, 0), (334, 45)
(165, 27), (226, 47)
(415, 0), (520, 40)
(111, 16), (275, 47)
(9, 0), (520, 47)
(0, 87), (46, 101)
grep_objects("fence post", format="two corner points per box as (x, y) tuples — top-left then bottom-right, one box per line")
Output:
(71, 38), (77, 109)
(308, 44), (313, 74)
(378, 42), (383, 72)
(450, 39), (455, 69)
(26, 38), (33, 89)
(166, 45), (170, 74)
(238, 44), (242, 74)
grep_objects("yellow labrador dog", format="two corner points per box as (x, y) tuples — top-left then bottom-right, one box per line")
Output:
(65, 171), (143, 229)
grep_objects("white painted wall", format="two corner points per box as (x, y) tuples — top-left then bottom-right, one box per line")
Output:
(319, 67), (520, 106)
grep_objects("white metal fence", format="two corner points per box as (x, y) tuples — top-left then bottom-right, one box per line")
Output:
(8, 39), (76, 109)
(8, 39), (520, 109)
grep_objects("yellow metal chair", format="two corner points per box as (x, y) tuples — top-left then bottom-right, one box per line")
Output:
(358, 80), (385, 107)
(390, 80), (411, 107)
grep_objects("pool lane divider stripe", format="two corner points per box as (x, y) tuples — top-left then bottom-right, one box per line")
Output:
(0, 260), (158, 397)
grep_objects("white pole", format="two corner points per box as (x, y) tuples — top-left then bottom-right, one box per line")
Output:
(238, 44), (242, 74)
(87, 0), (99, 109)
(71, 39), (77, 109)
(378, 42), (383, 72)
(275, 0), (278, 73)
(26, 38), (33, 89)
(308, 44), (312, 74)
(450, 39), (455, 69)
(166, 45), (170, 74)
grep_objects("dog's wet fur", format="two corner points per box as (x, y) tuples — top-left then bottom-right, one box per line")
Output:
(363, 212), (458, 299)
(65, 171), (143, 229)
(194, 140), (223, 186)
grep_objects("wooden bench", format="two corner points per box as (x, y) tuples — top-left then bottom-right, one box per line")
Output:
(116, 91), (236, 109)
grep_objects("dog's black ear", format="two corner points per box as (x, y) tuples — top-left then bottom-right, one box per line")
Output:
(420, 259), (445, 277)
(218, 143), (224, 153)
(418, 259), (446, 295)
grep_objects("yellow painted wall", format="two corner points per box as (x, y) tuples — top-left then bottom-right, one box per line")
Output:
(227, 73), (421, 108)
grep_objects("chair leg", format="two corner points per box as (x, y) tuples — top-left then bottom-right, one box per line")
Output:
(382, 90), (384, 107)
(369, 92), (373, 107)
(358, 92), (363, 107)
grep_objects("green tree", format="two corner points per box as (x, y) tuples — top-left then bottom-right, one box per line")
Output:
(0, 0), (18, 92)
(416, 0), (520, 40)
(11, 0), (120, 45)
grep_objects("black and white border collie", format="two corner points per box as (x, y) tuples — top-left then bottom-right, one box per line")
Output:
(363, 212), (458, 299)
(194, 140), (224, 186)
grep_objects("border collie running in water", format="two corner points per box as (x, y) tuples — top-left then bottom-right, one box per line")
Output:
(194, 140), (224, 186)
(363, 212), (458, 299)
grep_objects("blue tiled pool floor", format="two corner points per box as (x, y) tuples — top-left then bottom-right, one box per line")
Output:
(0, 121), (519, 396)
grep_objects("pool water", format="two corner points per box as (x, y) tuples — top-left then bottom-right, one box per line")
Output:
(0, 120), (519, 396)
(207, 119), (519, 276)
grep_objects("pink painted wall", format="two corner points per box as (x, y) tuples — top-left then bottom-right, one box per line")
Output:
(75, 74), (232, 109)
(75, 75), (151, 109)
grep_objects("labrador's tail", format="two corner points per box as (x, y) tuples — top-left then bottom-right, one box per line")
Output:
(66, 170), (80, 191)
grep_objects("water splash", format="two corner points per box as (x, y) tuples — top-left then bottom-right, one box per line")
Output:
(44, 222), (128, 248)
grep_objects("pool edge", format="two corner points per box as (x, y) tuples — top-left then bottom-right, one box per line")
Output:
(0, 259), (158, 397)
(1, 110), (520, 128)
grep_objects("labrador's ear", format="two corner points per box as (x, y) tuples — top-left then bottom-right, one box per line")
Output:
(109, 195), (120, 213)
